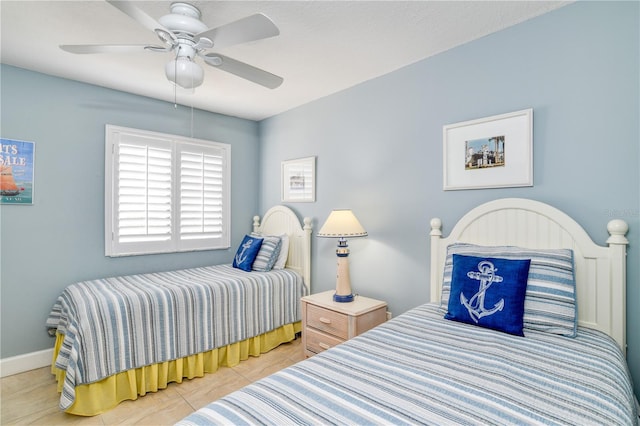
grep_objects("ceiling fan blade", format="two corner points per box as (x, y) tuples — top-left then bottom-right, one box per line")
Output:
(196, 13), (279, 49)
(60, 44), (151, 54)
(106, 1), (175, 41)
(203, 54), (283, 89)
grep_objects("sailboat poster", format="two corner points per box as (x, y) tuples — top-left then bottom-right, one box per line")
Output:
(0, 138), (35, 205)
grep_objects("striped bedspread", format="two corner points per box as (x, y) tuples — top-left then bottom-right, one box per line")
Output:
(178, 303), (638, 426)
(46, 265), (305, 411)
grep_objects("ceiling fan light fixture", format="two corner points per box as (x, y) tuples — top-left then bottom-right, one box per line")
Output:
(165, 57), (204, 89)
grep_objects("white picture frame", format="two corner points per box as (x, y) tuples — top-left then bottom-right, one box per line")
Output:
(281, 156), (316, 202)
(443, 108), (533, 191)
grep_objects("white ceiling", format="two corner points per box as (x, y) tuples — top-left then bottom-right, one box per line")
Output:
(1, 1), (571, 121)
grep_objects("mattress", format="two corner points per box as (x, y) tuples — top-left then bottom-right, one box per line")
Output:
(46, 264), (305, 411)
(178, 303), (638, 425)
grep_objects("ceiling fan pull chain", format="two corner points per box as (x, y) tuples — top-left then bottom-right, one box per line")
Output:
(174, 57), (178, 108)
(190, 100), (194, 139)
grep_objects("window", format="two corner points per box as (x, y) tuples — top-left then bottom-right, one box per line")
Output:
(105, 125), (230, 257)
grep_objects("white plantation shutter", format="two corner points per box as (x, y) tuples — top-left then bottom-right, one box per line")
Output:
(178, 144), (226, 249)
(117, 142), (172, 243)
(105, 125), (230, 256)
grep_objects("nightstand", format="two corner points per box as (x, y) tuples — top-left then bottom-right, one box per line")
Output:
(301, 290), (387, 357)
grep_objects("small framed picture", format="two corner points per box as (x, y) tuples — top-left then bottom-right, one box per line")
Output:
(443, 109), (533, 190)
(281, 156), (315, 202)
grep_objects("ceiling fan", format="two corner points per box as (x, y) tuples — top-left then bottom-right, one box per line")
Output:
(60, 1), (283, 90)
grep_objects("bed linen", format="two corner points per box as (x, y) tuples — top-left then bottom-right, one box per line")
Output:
(46, 264), (305, 413)
(178, 303), (637, 426)
(50, 321), (301, 415)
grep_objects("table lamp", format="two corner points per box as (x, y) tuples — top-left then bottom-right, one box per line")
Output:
(317, 209), (367, 302)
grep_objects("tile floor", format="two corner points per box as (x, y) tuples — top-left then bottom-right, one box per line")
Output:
(1, 338), (304, 425)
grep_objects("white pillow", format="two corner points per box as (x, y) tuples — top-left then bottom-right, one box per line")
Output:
(272, 234), (289, 270)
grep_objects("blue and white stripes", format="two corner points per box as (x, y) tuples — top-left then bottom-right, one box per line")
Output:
(46, 265), (305, 411)
(441, 243), (578, 337)
(177, 303), (637, 426)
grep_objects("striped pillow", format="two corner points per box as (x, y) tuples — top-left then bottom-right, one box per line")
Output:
(441, 243), (576, 337)
(251, 234), (282, 272)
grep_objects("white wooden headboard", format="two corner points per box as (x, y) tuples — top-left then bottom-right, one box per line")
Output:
(430, 198), (629, 352)
(254, 205), (312, 292)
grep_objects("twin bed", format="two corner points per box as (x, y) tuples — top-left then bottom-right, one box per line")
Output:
(47, 198), (638, 424)
(176, 198), (637, 425)
(46, 205), (312, 416)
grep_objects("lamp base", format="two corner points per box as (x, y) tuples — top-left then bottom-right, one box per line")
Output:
(333, 293), (354, 303)
(333, 238), (354, 303)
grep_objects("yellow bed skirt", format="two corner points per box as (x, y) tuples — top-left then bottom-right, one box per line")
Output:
(51, 322), (301, 416)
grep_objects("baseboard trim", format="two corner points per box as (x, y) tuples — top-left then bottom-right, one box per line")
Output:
(0, 348), (53, 378)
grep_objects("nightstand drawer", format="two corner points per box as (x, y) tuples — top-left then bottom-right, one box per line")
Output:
(306, 304), (349, 339)
(305, 327), (344, 354)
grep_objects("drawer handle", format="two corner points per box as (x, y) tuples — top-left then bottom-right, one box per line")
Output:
(319, 342), (331, 350)
(319, 317), (332, 324)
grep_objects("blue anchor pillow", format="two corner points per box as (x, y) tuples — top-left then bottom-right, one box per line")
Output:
(232, 234), (264, 272)
(445, 254), (531, 336)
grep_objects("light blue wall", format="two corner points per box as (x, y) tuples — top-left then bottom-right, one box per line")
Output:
(259, 1), (639, 396)
(0, 65), (260, 358)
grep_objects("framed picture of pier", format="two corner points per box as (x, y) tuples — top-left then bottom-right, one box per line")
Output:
(443, 109), (533, 191)
(281, 156), (315, 202)
(0, 138), (35, 205)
